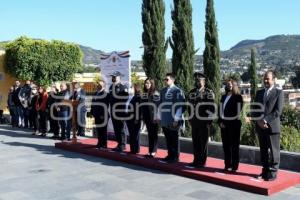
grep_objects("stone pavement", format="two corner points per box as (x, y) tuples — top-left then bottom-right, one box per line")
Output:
(0, 125), (299, 200)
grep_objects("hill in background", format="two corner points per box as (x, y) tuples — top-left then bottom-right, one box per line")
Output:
(2, 35), (300, 76)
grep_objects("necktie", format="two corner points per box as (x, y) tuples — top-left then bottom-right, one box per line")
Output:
(263, 89), (268, 104)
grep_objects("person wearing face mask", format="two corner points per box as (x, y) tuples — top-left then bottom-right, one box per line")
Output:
(187, 72), (215, 168)
(109, 71), (129, 152)
(218, 79), (243, 172)
(12, 80), (23, 127)
(91, 80), (110, 149)
(141, 78), (160, 158)
(57, 82), (71, 141)
(158, 73), (185, 163)
(124, 84), (142, 154)
(47, 85), (60, 139)
(28, 86), (39, 135)
(36, 86), (49, 137)
(7, 86), (17, 127)
(71, 82), (87, 137)
(250, 70), (283, 181)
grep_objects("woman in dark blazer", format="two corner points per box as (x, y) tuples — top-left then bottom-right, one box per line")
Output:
(219, 79), (243, 172)
(125, 84), (142, 154)
(141, 78), (160, 158)
(90, 80), (110, 149)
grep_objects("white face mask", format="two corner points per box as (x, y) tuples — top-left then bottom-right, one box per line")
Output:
(32, 89), (37, 94)
(128, 87), (134, 95)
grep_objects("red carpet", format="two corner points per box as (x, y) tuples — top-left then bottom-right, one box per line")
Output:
(55, 138), (300, 195)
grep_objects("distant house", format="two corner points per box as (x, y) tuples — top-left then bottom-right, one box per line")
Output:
(0, 50), (17, 113)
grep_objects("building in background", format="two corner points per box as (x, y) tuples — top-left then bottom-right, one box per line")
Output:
(0, 50), (17, 114)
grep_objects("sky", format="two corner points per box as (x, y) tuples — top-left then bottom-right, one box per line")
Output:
(1, 0), (300, 60)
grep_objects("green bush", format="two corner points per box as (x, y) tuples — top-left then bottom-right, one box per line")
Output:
(240, 103), (258, 146)
(281, 105), (300, 130)
(240, 122), (258, 146)
(280, 125), (300, 152)
(5, 36), (83, 86)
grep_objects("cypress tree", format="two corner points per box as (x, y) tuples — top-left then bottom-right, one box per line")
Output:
(142, 0), (167, 89)
(169, 0), (195, 93)
(249, 48), (258, 102)
(248, 48), (259, 145)
(203, 0), (221, 103)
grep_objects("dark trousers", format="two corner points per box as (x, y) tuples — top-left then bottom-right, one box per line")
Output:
(126, 120), (141, 153)
(22, 107), (30, 128)
(221, 120), (241, 170)
(59, 110), (71, 139)
(38, 111), (48, 134)
(111, 117), (126, 149)
(49, 112), (60, 136)
(191, 121), (209, 165)
(145, 120), (159, 154)
(29, 109), (39, 132)
(257, 128), (280, 174)
(15, 106), (24, 127)
(76, 110), (86, 136)
(9, 107), (17, 126)
(162, 127), (180, 159)
(95, 118), (108, 147)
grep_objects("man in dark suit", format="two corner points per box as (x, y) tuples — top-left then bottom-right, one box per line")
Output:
(91, 80), (110, 149)
(19, 80), (32, 128)
(12, 80), (23, 127)
(252, 70), (284, 181)
(57, 83), (71, 141)
(71, 82), (87, 136)
(109, 71), (129, 152)
(187, 72), (215, 168)
(158, 73), (185, 163)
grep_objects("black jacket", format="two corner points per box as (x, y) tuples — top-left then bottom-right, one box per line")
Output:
(91, 90), (110, 123)
(219, 94), (243, 123)
(188, 87), (215, 123)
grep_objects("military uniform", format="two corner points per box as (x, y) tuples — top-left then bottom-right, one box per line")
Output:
(188, 78), (215, 167)
(109, 82), (128, 151)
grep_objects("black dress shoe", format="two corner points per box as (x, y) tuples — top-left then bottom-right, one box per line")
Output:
(264, 172), (277, 181)
(162, 156), (171, 162)
(257, 172), (268, 180)
(166, 157), (179, 164)
(187, 162), (204, 168)
(112, 147), (124, 152)
(97, 146), (106, 150)
(145, 152), (156, 158)
(223, 167), (231, 172)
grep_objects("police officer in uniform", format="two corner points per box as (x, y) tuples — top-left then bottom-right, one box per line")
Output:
(187, 72), (215, 168)
(109, 71), (129, 152)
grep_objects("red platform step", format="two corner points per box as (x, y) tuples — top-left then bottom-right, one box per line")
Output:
(55, 138), (300, 196)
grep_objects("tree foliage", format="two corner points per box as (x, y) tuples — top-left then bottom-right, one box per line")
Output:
(291, 65), (300, 88)
(142, 0), (167, 89)
(169, 0), (195, 93)
(203, 0), (221, 103)
(249, 48), (258, 102)
(131, 72), (144, 87)
(223, 72), (241, 83)
(5, 36), (83, 86)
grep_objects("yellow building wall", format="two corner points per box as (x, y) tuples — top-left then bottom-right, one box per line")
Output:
(0, 51), (16, 114)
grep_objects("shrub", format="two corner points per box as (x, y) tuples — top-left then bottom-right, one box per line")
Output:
(5, 36), (83, 86)
(281, 105), (300, 131)
(280, 125), (300, 152)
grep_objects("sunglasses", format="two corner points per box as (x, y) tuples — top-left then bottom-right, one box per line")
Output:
(164, 78), (170, 81)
